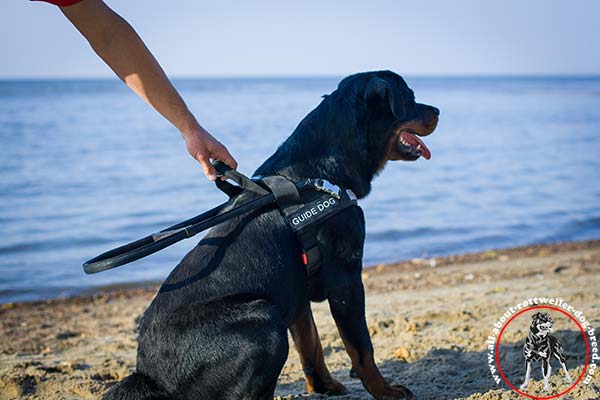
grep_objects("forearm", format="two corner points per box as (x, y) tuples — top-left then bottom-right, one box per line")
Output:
(59, 0), (237, 177)
(61, 0), (199, 136)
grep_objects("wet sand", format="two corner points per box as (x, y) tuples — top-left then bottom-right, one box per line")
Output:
(1, 240), (599, 399)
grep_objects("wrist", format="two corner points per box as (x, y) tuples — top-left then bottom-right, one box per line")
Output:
(178, 115), (204, 139)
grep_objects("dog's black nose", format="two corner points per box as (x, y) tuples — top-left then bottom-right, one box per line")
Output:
(431, 106), (440, 116)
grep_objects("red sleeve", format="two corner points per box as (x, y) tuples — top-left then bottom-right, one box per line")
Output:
(32, 0), (84, 6)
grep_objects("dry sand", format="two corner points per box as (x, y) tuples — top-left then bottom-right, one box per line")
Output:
(1, 240), (599, 400)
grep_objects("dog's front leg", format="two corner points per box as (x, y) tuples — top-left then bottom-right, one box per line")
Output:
(542, 359), (552, 391)
(520, 361), (531, 390)
(289, 306), (347, 395)
(328, 281), (413, 400)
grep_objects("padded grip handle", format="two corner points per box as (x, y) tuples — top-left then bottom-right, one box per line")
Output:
(211, 159), (234, 177)
(210, 160), (267, 195)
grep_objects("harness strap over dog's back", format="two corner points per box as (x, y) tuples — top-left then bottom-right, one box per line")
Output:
(261, 176), (303, 214)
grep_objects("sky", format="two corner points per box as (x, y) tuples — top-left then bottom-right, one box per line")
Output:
(2, 0), (600, 78)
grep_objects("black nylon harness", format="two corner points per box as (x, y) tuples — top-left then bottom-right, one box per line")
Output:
(214, 163), (357, 277)
(83, 161), (357, 277)
(260, 175), (357, 276)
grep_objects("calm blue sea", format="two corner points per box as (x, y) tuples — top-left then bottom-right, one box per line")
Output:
(1, 76), (599, 303)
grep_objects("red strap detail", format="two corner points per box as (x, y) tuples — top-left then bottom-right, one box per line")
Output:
(32, 0), (84, 7)
(301, 252), (308, 266)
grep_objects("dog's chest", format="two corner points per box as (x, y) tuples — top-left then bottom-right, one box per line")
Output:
(525, 333), (552, 360)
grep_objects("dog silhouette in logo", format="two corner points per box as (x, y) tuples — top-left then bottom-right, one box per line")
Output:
(520, 312), (572, 391)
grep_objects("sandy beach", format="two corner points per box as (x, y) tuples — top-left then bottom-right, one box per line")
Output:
(1, 240), (599, 400)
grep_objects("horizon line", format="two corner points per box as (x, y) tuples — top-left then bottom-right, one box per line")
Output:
(1, 72), (600, 82)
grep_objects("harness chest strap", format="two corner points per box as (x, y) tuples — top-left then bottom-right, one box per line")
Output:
(261, 176), (358, 276)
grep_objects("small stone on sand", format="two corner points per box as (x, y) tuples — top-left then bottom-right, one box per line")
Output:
(393, 346), (411, 360)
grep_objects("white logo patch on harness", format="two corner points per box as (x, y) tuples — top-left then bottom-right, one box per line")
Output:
(286, 196), (348, 232)
(291, 198), (337, 227)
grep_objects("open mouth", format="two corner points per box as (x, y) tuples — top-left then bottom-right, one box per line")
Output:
(396, 130), (431, 160)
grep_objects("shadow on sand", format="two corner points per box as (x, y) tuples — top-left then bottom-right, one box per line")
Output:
(276, 329), (588, 399)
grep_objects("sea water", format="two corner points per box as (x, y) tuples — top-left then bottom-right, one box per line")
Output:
(1, 76), (599, 302)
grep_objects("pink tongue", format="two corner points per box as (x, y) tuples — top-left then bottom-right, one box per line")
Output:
(400, 132), (431, 160)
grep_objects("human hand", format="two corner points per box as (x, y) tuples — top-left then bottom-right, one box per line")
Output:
(182, 127), (238, 181)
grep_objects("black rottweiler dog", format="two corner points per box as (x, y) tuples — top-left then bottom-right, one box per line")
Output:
(520, 312), (572, 392)
(104, 70), (439, 400)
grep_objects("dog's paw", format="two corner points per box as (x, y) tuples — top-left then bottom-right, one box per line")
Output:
(376, 384), (414, 400)
(519, 382), (528, 390)
(565, 374), (573, 384)
(305, 375), (348, 396)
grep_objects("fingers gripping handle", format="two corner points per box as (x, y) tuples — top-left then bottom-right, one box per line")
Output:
(210, 160), (267, 195)
(211, 159), (235, 178)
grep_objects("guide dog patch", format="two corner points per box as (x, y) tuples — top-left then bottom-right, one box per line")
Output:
(286, 196), (344, 232)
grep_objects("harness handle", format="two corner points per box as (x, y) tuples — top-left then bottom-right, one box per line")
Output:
(212, 160), (268, 195)
(83, 191), (278, 274)
(82, 162), (357, 276)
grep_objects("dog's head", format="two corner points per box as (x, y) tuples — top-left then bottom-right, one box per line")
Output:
(531, 312), (554, 336)
(335, 70), (439, 166)
(255, 70), (439, 198)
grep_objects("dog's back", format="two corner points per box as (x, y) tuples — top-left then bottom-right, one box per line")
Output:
(149, 193), (306, 312)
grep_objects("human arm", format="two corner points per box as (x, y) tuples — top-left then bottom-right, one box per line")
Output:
(58, 0), (236, 179)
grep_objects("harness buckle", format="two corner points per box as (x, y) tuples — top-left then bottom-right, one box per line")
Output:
(311, 179), (341, 199)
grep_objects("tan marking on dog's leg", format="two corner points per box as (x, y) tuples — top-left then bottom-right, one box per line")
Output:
(290, 309), (346, 395)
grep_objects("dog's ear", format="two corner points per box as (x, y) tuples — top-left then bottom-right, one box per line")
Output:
(364, 77), (401, 119)
(531, 312), (540, 320)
